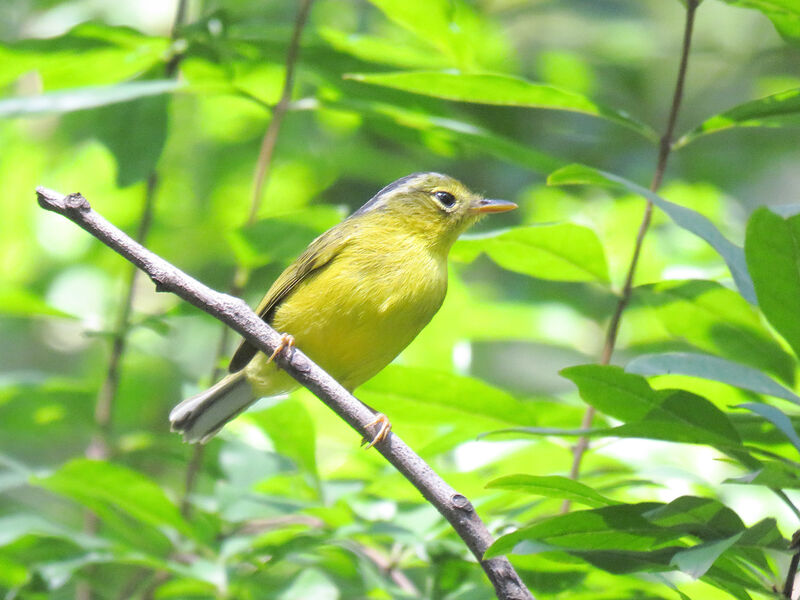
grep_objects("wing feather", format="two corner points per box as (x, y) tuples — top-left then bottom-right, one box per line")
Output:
(228, 226), (352, 372)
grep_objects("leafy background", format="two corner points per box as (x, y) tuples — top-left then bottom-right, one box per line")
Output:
(2, 0), (800, 598)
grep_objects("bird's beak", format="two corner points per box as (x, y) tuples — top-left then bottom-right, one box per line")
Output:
(470, 198), (518, 214)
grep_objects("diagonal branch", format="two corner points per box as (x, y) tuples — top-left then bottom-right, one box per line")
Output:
(562, 0), (700, 510)
(36, 186), (534, 600)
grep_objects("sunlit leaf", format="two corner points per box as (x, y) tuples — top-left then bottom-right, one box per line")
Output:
(0, 287), (76, 318)
(549, 164), (756, 303)
(0, 80), (180, 119)
(486, 475), (617, 508)
(345, 71), (656, 139)
(745, 207), (800, 361)
(365, 0), (512, 70)
(716, 0), (800, 45)
(626, 352), (800, 405)
(452, 224), (609, 283)
(0, 23), (169, 89)
(677, 87), (800, 146)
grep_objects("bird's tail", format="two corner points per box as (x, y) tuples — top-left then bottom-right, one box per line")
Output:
(170, 371), (255, 443)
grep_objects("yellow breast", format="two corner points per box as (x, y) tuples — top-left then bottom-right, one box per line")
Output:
(245, 230), (448, 395)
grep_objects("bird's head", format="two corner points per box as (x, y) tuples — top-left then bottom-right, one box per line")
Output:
(351, 172), (516, 250)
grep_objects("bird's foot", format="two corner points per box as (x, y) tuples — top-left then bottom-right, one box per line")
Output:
(362, 413), (392, 449)
(267, 333), (295, 363)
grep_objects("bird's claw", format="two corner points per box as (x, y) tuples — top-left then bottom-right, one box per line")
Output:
(267, 333), (295, 363)
(362, 413), (392, 449)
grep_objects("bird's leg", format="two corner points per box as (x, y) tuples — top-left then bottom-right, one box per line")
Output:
(362, 413), (392, 449)
(267, 333), (295, 363)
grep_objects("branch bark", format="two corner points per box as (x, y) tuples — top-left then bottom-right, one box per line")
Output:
(36, 187), (534, 600)
(562, 0), (700, 510)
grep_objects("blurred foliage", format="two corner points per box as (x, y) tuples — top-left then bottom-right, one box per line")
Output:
(2, 0), (800, 599)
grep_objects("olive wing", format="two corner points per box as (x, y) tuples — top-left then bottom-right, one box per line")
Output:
(228, 227), (351, 373)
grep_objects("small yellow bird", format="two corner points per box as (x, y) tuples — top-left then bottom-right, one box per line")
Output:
(170, 172), (516, 445)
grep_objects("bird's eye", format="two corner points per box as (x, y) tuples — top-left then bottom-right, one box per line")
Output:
(434, 190), (456, 208)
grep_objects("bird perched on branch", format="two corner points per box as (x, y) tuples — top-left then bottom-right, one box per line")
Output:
(170, 172), (516, 446)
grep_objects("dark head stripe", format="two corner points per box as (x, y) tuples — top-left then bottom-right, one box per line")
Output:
(351, 172), (447, 217)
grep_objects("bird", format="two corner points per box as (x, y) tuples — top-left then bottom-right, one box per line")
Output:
(169, 172), (516, 446)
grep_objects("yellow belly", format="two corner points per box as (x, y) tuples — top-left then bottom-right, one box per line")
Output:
(244, 240), (447, 396)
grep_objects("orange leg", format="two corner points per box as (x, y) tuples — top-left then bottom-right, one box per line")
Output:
(267, 333), (295, 363)
(362, 413), (392, 449)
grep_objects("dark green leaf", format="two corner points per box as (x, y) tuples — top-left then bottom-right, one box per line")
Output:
(485, 502), (676, 558)
(745, 208), (800, 360)
(549, 164), (756, 303)
(562, 365), (742, 448)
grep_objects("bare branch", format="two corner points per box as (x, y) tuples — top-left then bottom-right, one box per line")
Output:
(36, 186), (534, 600)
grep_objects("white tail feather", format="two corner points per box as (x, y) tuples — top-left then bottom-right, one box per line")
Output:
(170, 372), (254, 443)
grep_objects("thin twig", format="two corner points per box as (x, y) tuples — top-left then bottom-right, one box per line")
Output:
(36, 186), (534, 600)
(562, 0), (700, 512)
(783, 530), (800, 598)
(177, 0), (315, 520)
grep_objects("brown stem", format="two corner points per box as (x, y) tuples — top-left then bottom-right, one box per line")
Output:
(562, 0), (700, 512)
(176, 0), (316, 521)
(784, 530), (800, 597)
(38, 185), (534, 600)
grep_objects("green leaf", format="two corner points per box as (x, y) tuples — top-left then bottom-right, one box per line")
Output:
(737, 402), (800, 455)
(677, 87), (800, 146)
(562, 365), (742, 448)
(745, 208), (800, 360)
(327, 97), (564, 173)
(486, 475), (617, 508)
(344, 71), (656, 139)
(452, 224), (609, 283)
(228, 206), (346, 268)
(0, 23), (169, 90)
(358, 365), (546, 430)
(364, 0), (512, 70)
(0, 80), (180, 119)
(725, 460), (800, 489)
(0, 287), (76, 318)
(716, 1), (800, 45)
(636, 280), (795, 384)
(248, 397), (319, 481)
(549, 164), (756, 303)
(33, 458), (194, 538)
(319, 28), (451, 69)
(485, 502), (677, 558)
(670, 534), (743, 579)
(626, 352), (800, 405)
